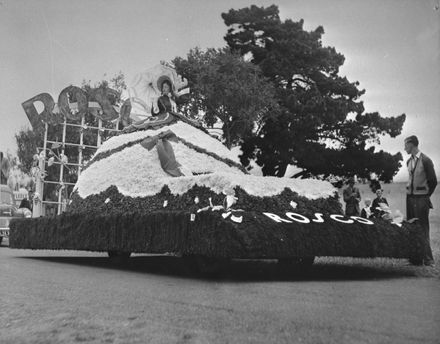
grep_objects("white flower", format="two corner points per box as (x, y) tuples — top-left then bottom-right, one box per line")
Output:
(24, 209), (32, 218)
(60, 154), (68, 164)
(104, 198), (111, 204)
(225, 195), (237, 209)
(33, 192), (41, 203)
(230, 215), (243, 223)
(290, 201), (298, 209)
(222, 212), (231, 219)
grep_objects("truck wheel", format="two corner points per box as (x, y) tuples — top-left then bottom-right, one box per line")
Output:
(299, 256), (315, 266)
(278, 256), (315, 268)
(183, 255), (226, 275)
(107, 251), (131, 259)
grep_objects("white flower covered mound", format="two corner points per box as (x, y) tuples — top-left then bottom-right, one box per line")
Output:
(93, 121), (240, 164)
(74, 120), (336, 200)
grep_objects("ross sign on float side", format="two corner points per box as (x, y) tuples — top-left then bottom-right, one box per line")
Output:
(262, 212), (375, 225)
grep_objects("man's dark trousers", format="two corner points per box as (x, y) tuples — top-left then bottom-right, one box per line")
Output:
(407, 195), (434, 262)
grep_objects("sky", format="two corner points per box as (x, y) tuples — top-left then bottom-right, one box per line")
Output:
(0, 0), (439, 181)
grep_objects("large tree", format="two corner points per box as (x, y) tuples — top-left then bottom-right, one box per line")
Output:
(173, 48), (278, 149)
(222, 5), (405, 181)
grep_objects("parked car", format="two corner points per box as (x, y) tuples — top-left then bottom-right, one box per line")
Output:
(0, 184), (17, 244)
(0, 185), (30, 245)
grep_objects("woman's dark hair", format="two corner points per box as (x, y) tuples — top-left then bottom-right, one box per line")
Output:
(161, 80), (172, 93)
(19, 198), (31, 210)
(369, 180), (381, 193)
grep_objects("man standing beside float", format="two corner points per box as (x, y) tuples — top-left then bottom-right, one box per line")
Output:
(404, 135), (437, 266)
(343, 178), (361, 216)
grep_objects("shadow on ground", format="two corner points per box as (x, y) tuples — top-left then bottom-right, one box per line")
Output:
(15, 253), (438, 282)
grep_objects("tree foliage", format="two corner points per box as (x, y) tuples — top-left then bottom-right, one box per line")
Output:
(222, 5), (405, 181)
(173, 48), (278, 149)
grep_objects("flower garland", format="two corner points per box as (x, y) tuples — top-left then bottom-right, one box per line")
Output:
(68, 183), (342, 217)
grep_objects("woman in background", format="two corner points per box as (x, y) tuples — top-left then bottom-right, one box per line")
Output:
(372, 189), (388, 218)
(343, 178), (361, 216)
(360, 198), (372, 219)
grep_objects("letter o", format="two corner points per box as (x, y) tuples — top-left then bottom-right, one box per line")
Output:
(285, 212), (310, 223)
(330, 214), (354, 224)
(58, 86), (88, 120)
(350, 216), (374, 225)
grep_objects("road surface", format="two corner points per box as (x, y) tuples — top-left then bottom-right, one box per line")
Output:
(1, 242), (439, 344)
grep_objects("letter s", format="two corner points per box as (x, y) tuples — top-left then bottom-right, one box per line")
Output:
(58, 86), (88, 120)
(311, 213), (325, 223)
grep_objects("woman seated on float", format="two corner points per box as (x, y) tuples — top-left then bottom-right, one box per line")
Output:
(153, 80), (177, 115)
(123, 79), (199, 133)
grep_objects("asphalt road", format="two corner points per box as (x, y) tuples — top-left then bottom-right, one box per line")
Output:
(1, 242), (440, 344)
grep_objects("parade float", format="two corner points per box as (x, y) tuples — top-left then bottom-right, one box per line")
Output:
(9, 63), (426, 270)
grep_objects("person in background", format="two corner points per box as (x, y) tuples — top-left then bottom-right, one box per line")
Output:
(404, 135), (437, 266)
(372, 188), (389, 218)
(19, 198), (32, 211)
(343, 178), (361, 216)
(360, 198), (373, 219)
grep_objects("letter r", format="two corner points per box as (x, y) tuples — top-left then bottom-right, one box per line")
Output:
(262, 212), (293, 223)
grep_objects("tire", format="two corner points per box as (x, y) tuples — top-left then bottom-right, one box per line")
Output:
(278, 256), (315, 269)
(107, 251), (131, 259)
(408, 258), (424, 266)
(299, 256), (315, 266)
(183, 255), (226, 275)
